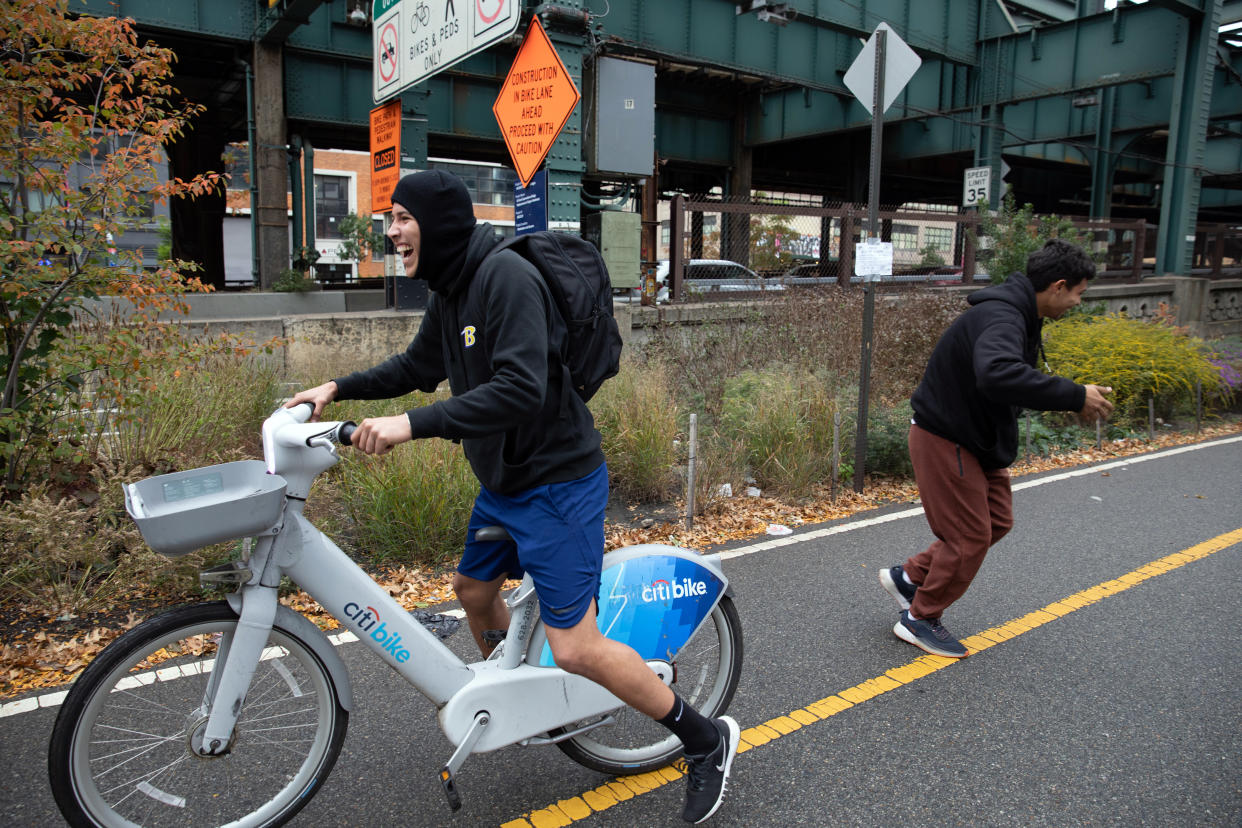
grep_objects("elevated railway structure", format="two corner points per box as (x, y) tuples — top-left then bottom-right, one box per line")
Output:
(79, 0), (1242, 288)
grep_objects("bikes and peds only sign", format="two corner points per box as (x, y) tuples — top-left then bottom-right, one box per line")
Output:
(372, 0), (520, 102)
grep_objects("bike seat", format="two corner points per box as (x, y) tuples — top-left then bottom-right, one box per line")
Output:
(474, 525), (513, 542)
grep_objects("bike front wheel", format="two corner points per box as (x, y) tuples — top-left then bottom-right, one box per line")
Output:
(48, 601), (348, 828)
(553, 594), (743, 775)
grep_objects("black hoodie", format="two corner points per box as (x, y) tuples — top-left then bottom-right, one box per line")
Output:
(910, 272), (1085, 470)
(332, 172), (603, 494)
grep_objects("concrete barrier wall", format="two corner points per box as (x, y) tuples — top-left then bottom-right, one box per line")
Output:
(136, 278), (1242, 379)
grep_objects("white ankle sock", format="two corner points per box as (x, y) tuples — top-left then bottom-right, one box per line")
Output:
(901, 570), (915, 587)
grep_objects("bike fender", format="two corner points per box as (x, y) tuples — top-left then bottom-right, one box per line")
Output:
(227, 593), (353, 712)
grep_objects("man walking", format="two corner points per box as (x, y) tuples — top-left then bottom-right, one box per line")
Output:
(880, 238), (1114, 658)
(287, 170), (738, 823)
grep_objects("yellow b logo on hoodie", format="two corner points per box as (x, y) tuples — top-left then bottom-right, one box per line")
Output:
(461, 325), (476, 348)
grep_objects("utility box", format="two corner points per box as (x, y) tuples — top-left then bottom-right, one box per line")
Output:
(586, 57), (655, 178)
(582, 211), (641, 289)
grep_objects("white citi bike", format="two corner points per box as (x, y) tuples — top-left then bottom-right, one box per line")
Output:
(47, 402), (743, 827)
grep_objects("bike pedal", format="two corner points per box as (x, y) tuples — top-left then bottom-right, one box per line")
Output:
(481, 629), (507, 645)
(439, 766), (463, 811)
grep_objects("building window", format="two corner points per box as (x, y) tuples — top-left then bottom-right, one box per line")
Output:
(372, 217), (385, 262)
(924, 226), (953, 252)
(222, 142), (250, 191)
(314, 174), (350, 240)
(427, 160), (516, 206)
(892, 223), (918, 250)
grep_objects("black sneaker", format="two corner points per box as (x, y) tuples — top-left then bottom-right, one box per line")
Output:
(893, 610), (968, 658)
(681, 715), (740, 824)
(879, 565), (918, 611)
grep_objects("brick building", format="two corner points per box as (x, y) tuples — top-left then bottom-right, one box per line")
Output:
(224, 147), (518, 286)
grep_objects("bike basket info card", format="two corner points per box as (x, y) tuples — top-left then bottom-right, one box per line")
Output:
(540, 553), (725, 665)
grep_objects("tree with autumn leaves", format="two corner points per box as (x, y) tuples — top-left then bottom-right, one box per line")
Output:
(0, 0), (233, 492)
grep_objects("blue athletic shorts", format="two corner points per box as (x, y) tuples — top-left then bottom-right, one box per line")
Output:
(458, 462), (608, 629)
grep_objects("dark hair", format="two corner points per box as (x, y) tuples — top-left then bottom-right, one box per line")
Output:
(1026, 238), (1095, 292)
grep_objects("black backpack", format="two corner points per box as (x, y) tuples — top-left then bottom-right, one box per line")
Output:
(491, 231), (622, 401)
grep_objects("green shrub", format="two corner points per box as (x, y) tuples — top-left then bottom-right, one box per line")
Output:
(975, 193), (1099, 284)
(1044, 313), (1226, 427)
(719, 369), (839, 495)
(0, 468), (233, 616)
(273, 268), (315, 293)
(101, 352), (283, 472)
(330, 395), (478, 567)
(865, 401), (914, 478)
(590, 361), (681, 502)
(1014, 412), (1134, 459)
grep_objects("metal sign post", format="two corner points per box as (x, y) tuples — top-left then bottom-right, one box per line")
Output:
(853, 27), (886, 494)
(843, 22), (920, 494)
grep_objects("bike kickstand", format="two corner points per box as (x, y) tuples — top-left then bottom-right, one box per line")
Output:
(439, 711), (490, 811)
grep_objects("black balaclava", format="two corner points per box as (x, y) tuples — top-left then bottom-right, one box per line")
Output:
(390, 170), (477, 296)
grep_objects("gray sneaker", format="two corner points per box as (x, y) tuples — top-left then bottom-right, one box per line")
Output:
(893, 610), (968, 658)
(879, 565), (917, 611)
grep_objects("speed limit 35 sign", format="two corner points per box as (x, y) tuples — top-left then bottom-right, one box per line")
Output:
(963, 166), (991, 207)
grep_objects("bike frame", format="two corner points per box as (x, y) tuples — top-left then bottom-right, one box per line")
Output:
(189, 404), (728, 784)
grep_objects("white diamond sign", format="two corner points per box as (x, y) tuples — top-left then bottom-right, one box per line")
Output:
(842, 22), (921, 115)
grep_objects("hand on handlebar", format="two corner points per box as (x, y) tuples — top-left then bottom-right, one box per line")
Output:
(285, 381), (339, 422)
(348, 415), (412, 456)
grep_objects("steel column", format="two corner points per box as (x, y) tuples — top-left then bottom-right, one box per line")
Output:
(253, 40), (289, 290)
(1089, 85), (1117, 220)
(1155, 1), (1222, 275)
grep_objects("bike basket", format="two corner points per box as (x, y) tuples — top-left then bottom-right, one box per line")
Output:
(123, 460), (287, 557)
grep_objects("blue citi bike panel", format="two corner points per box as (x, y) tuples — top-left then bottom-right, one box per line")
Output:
(540, 552), (725, 666)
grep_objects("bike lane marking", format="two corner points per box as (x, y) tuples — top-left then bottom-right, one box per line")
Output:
(498, 525), (1242, 828)
(1, 435), (1237, 720)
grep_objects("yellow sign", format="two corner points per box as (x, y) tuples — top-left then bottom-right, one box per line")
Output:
(369, 100), (401, 214)
(492, 16), (580, 188)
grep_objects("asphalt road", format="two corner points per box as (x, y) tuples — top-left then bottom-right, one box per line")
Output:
(3, 435), (1240, 827)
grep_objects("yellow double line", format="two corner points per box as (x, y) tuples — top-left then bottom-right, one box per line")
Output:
(501, 526), (1242, 828)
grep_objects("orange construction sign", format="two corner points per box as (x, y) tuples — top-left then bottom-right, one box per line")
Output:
(492, 16), (581, 188)
(369, 100), (401, 214)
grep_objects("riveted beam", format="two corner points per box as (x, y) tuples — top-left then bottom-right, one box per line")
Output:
(1156, 0), (1222, 274)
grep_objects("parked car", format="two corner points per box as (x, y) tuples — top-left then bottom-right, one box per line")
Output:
(625, 259), (784, 303)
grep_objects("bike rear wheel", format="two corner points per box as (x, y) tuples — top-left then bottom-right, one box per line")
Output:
(553, 594), (743, 775)
(48, 601), (348, 828)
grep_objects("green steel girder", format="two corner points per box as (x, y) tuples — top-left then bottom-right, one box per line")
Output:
(258, 0), (329, 44)
(1156, 0), (1221, 273)
(1204, 128), (1242, 173)
(284, 50), (508, 141)
(976, 4), (1186, 107)
(589, 0), (981, 95)
(283, 2), (372, 54)
(656, 112), (734, 166)
(1004, 0), (1076, 22)
(79, 0), (256, 39)
(747, 2), (1190, 148)
(1200, 187), (1242, 205)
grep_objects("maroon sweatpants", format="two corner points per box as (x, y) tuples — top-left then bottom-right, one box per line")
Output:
(905, 423), (1014, 620)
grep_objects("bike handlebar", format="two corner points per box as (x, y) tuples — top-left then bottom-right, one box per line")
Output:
(338, 422), (357, 447)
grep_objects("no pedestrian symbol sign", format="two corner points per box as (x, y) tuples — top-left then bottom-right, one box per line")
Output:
(492, 16), (580, 188)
